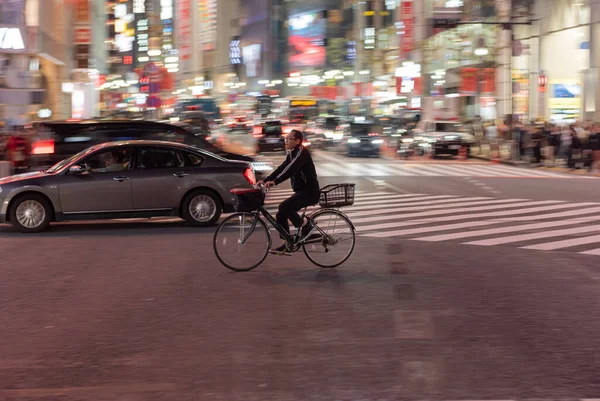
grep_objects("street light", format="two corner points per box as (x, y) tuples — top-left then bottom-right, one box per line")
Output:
(359, 70), (370, 75)
(343, 71), (355, 76)
(258, 80), (269, 85)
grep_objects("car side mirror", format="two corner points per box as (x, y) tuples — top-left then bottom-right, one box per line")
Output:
(69, 165), (86, 175)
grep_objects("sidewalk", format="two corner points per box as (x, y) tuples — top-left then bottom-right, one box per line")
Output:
(470, 149), (600, 177)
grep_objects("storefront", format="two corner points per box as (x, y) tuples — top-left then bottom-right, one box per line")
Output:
(423, 23), (497, 121)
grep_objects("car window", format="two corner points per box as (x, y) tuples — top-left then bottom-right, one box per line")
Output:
(186, 152), (204, 167)
(81, 148), (133, 173)
(136, 147), (185, 170)
(263, 124), (282, 134)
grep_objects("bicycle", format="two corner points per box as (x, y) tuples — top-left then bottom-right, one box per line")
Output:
(213, 183), (357, 272)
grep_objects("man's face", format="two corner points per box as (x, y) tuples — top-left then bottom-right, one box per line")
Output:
(285, 133), (300, 150)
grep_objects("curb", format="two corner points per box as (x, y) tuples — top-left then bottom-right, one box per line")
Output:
(469, 154), (530, 168)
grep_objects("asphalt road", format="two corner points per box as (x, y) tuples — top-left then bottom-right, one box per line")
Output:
(2, 151), (600, 401)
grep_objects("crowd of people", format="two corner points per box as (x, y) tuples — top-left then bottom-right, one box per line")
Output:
(474, 119), (600, 173)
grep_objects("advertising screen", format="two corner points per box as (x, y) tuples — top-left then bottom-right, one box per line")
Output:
(552, 83), (581, 98)
(288, 12), (326, 69)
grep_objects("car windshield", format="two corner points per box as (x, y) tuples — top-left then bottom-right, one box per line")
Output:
(324, 118), (339, 130)
(45, 147), (97, 173)
(436, 123), (462, 132)
(264, 124), (282, 134)
(349, 124), (376, 137)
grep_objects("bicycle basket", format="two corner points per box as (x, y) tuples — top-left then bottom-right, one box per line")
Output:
(319, 183), (355, 208)
(231, 188), (265, 212)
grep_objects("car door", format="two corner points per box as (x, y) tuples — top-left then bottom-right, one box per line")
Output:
(129, 146), (196, 211)
(58, 147), (134, 214)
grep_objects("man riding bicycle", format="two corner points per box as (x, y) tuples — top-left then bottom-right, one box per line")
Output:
(258, 129), (320, 255)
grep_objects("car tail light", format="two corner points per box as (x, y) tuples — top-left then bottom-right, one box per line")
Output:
(253, 126), (263, 138)
(368, 132), (379, 137)
(32, 139), (55, 155)
(243, 167), (256, 185)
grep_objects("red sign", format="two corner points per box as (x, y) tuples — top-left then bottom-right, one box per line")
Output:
(74, 27), (91, 44)
(481, 68), (495, 94)
(413, 76), (422, 95)
(75, 0), (90, 23)
(460, 67), (478, 94)
(177, 0), (192, 71)
(401, 0), (414, 56)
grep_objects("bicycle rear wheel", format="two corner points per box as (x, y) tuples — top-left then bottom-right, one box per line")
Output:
(303, 209), (356, 268)
(214, 213), (271, 271)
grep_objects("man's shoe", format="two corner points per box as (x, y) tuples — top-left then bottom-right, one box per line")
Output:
(269, 244), (292, 256)
(298, 221), (321, 242)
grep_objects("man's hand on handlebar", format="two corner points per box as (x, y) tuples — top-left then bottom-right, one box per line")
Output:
(256, 180), (275, 189)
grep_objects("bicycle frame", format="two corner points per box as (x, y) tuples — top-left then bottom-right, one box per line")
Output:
(240, 206), (354, 249)
(239, 207), (295, 246)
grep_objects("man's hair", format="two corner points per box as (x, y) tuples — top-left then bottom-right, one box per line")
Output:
(290, 129), (304, 142)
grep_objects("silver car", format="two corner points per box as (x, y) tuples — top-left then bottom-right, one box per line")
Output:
(0, 140), (256, 233)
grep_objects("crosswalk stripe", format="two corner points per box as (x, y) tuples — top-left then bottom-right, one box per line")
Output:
(376, 164), (408, 175)
(418, 164), (465, 176)
(344, 195), (489, 209)
(383, 164), (418, 176)
(354, 201), (590, 229)
(521, 233), (600, 251)
(317, 163), (352, 176)
(266, 195), (488, 215)
(464, 224), (600, 246)
(401, 164), (440, 176)
(264, 192), (397, 204)
(581, 248), (600, 256)
(489, 164), (565, 178)
(363, 219), (508, 238)
(348, 198), (529, 219)
(461, 165), (509, 176)
(412, 215), (600, 242)
(350, 199), (561, 224)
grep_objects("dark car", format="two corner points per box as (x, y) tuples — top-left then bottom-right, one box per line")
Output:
(28, 120), (271, 176)
(340, 122), (384, 157)
(0, 140), (257, 233)
(417, 121), (476, 158)
(253, 120), (286, 153)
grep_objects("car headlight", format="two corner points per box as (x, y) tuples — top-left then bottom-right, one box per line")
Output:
(333, 133), (343, 140)
(347, 138), (360, 144)
(402, 138), (414, 143)
(324, 131), (334, 139)
(372, 139), (384, 144)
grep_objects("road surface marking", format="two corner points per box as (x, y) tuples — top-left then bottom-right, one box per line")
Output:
(581, 248), (600, 256)
(414, 215), (600, 242)
(350, 200), (564, 225)
(356, 201), (589, 229)
(521, 233), (600, 251)
(465, 224), (600, 246)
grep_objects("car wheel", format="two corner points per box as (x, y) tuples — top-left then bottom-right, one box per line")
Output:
(181, 189), (222, 227)
(9, 193), (52, 233)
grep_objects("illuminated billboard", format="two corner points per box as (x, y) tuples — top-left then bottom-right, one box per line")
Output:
(288, 12), (326, 69)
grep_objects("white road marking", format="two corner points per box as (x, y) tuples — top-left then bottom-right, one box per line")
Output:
(521, 234), (600, 251)
(414, 215), (600, 242)
(464, 224), (600, 246)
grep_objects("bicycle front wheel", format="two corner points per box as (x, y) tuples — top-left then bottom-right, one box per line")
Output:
(213, 213), (271, 272)
(303, 209), (356, 268)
